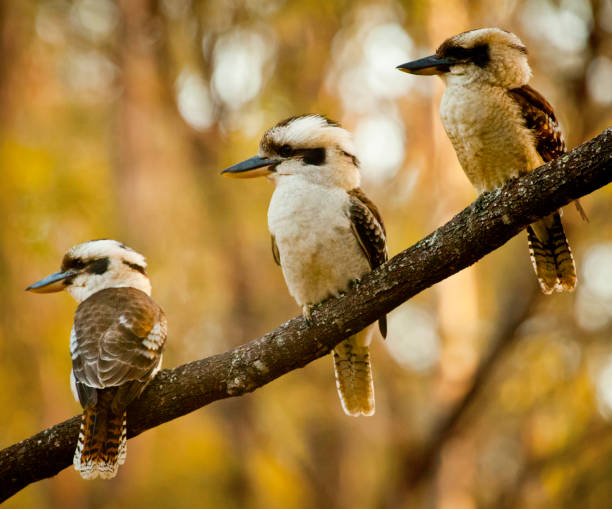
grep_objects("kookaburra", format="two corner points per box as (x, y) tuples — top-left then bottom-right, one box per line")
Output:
(27, 240), (167, 479)
(221, 114), (388, 416)
(398, 28), (581, 294)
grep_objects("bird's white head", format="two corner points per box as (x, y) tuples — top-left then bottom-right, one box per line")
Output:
(27, 239), (151, 303)
(221, 114), (361, 190)
(397, 28), (531, 88)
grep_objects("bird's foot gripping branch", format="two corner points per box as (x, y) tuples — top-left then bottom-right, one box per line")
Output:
(1, 128), (610, 502)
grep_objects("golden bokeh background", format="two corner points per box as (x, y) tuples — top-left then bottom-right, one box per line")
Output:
(1, 0), (612, 507)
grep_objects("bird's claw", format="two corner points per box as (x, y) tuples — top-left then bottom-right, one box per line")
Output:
(302, 305), (313, 326)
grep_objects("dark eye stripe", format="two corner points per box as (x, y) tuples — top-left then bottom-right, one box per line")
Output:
(279, 144), (293, 157)
(87, 257), (110, 275)
(296, 147), (325, 166)
(123, 260), (146, 275)
(437, 43), (490, 68)
(510, 43), (528, 55)
(61, 256), (86, 271)
(343, 151), (359, 167)
(268, 143), (326, 166)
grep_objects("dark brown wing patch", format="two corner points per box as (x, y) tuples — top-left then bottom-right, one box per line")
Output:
(510, 85), (587, 220)
(508, 85), (565, 162)
(72, 287), (167, 410)
(348, 188), (386, 236)
(347, 188), (388, 337)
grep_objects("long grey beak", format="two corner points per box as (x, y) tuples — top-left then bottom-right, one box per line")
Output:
(220, 155), (279, 179)
(26, 270), (77, 293)
(397, 54), (455, 75)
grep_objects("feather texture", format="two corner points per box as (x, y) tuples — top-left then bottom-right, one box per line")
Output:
(260, 116), (388, 417)
(508, 85), (565, 161)
(348, 188), (388, 337)
(71, 287), (167, 478)
(333, 331), (375, 417)
(510, 85), (577, 292)
(527, 213), (576, 294)
(73, 389), (127, 480)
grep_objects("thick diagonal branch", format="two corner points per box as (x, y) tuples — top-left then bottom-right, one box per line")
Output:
(1, 128), (610, 501)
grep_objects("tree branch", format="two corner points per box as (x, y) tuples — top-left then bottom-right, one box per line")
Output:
(1, 128), (611, 501)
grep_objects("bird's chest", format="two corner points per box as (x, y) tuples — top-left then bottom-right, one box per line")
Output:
(268, 179), (369, 305)
(440, 85), (539, 192)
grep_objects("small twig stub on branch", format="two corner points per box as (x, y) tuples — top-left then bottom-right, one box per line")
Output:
(1, 128), (610, 502)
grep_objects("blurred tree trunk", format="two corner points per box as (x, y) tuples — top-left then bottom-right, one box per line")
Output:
(114, 0), (205, 250)
(114, 5), (264, 502)
(0, 0), (18, 124)
(564, 0), (609, 144)
(115, 0), (169, 242)
(383, 273), (538, 507)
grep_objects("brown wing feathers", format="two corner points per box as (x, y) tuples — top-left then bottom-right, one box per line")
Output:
(347, 188), (387, 268)
(348, 188), (388, 336)
(509, 85), (565, 162)
(73, 288), (165, 392)
(509, 85), (577, 292)
(72, 287), (166, 479)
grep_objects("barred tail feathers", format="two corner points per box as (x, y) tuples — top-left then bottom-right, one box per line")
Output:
(73, 397), (127, 480)
(527, 212), (576, 294)
(333, 333), (375, 417)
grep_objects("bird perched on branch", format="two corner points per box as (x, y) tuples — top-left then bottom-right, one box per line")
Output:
(27, 240), (167, 479)
(398, 28), (583, 294)
(222, 114), (388, 416)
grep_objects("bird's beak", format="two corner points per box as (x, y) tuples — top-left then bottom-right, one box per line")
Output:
(397, 54), (455, 75)
(220, 155), (279, 179)
(26, 270), (77, 293)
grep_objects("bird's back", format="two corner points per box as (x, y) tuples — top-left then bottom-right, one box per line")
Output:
(72, 287), (165, 393)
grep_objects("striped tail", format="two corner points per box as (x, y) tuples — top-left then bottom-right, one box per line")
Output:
(333, 335), (375, 417)
(527, 212), (576, 294)
(74, 394), (127, 480)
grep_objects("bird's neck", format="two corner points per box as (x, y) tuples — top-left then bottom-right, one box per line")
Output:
(67, 273), (152, 303)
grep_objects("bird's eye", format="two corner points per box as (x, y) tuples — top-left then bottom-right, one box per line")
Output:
(440, 43), (489, 68)
(279, 144), (293, 158)
(87, 257), (110, 275)
(62, 257), (86, 271)
(302, 147), (326, 166)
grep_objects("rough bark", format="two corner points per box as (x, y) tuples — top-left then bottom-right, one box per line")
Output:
(1, 128), (610, 501)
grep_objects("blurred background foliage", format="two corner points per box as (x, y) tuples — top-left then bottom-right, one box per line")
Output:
(1, 0), (612, 507)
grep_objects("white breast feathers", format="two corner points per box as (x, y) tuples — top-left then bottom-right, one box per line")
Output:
(268, 176), (370, 306)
